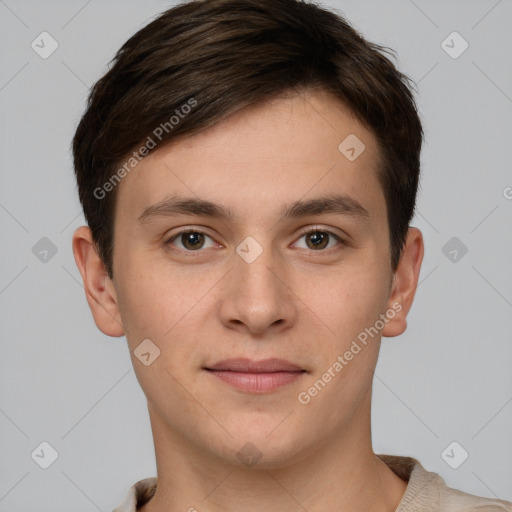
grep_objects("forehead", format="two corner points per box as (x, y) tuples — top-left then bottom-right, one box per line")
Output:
(115, 89), (385, 227)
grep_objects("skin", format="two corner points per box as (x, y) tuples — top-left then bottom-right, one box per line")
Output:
(73, 88), (423, 512)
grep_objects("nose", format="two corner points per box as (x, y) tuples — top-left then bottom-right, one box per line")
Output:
(218, 242), (297, 336)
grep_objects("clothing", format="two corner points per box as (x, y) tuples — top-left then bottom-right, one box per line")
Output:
(112, 454), (512, 511)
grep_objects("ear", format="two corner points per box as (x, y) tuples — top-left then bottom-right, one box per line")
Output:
(382, 227), (424, 338)
(72, 226), (125, 337)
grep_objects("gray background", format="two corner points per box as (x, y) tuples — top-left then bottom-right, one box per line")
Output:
(1, 0), (511, 510)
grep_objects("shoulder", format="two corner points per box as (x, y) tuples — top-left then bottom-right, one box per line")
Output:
(437, 485), (512, 512)
(377, 454), (512, 512)
(112, 477), (157, 512)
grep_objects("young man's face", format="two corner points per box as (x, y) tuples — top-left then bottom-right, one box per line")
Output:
(75, 89), (422, 467)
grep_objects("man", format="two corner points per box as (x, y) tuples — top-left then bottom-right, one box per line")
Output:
(71, 0), (512, 510)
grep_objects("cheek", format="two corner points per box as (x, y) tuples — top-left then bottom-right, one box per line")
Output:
(294, 270), (387, 431)
(307, 263), (390, 343)
(113, 251), (225, 370)
(115, 271), (170, 341)
(114, 250), (190, 336)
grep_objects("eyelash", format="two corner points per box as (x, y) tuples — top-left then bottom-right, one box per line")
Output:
(164, 227), (346, 255)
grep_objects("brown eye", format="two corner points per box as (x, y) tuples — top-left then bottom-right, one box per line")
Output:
(180, 232), (205, 250)
(294, 230), (343, 251)
(167, 230), (216, 252)
(305, 231), (329, 250)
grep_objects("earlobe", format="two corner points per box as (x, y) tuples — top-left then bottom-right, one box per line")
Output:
(382, 227), (424, 338)
(72, 226), (125, 337)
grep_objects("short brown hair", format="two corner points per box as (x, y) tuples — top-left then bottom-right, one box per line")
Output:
(72, 0), (423, 278)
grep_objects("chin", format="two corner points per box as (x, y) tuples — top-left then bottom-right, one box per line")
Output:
(211, 427), (307, 470)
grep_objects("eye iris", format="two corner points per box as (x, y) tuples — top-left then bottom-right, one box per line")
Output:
(306, 231), (328, 250)
(182, 232), (204, 250)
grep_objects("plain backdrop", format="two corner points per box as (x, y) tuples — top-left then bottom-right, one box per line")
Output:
(0, 0), (511, 510)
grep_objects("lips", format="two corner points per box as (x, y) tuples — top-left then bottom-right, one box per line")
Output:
(205, 358), (305, 373)
(204, 358), (306, 393)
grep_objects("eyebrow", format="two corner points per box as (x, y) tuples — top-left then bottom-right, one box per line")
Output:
(137, 194), (370, 225)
